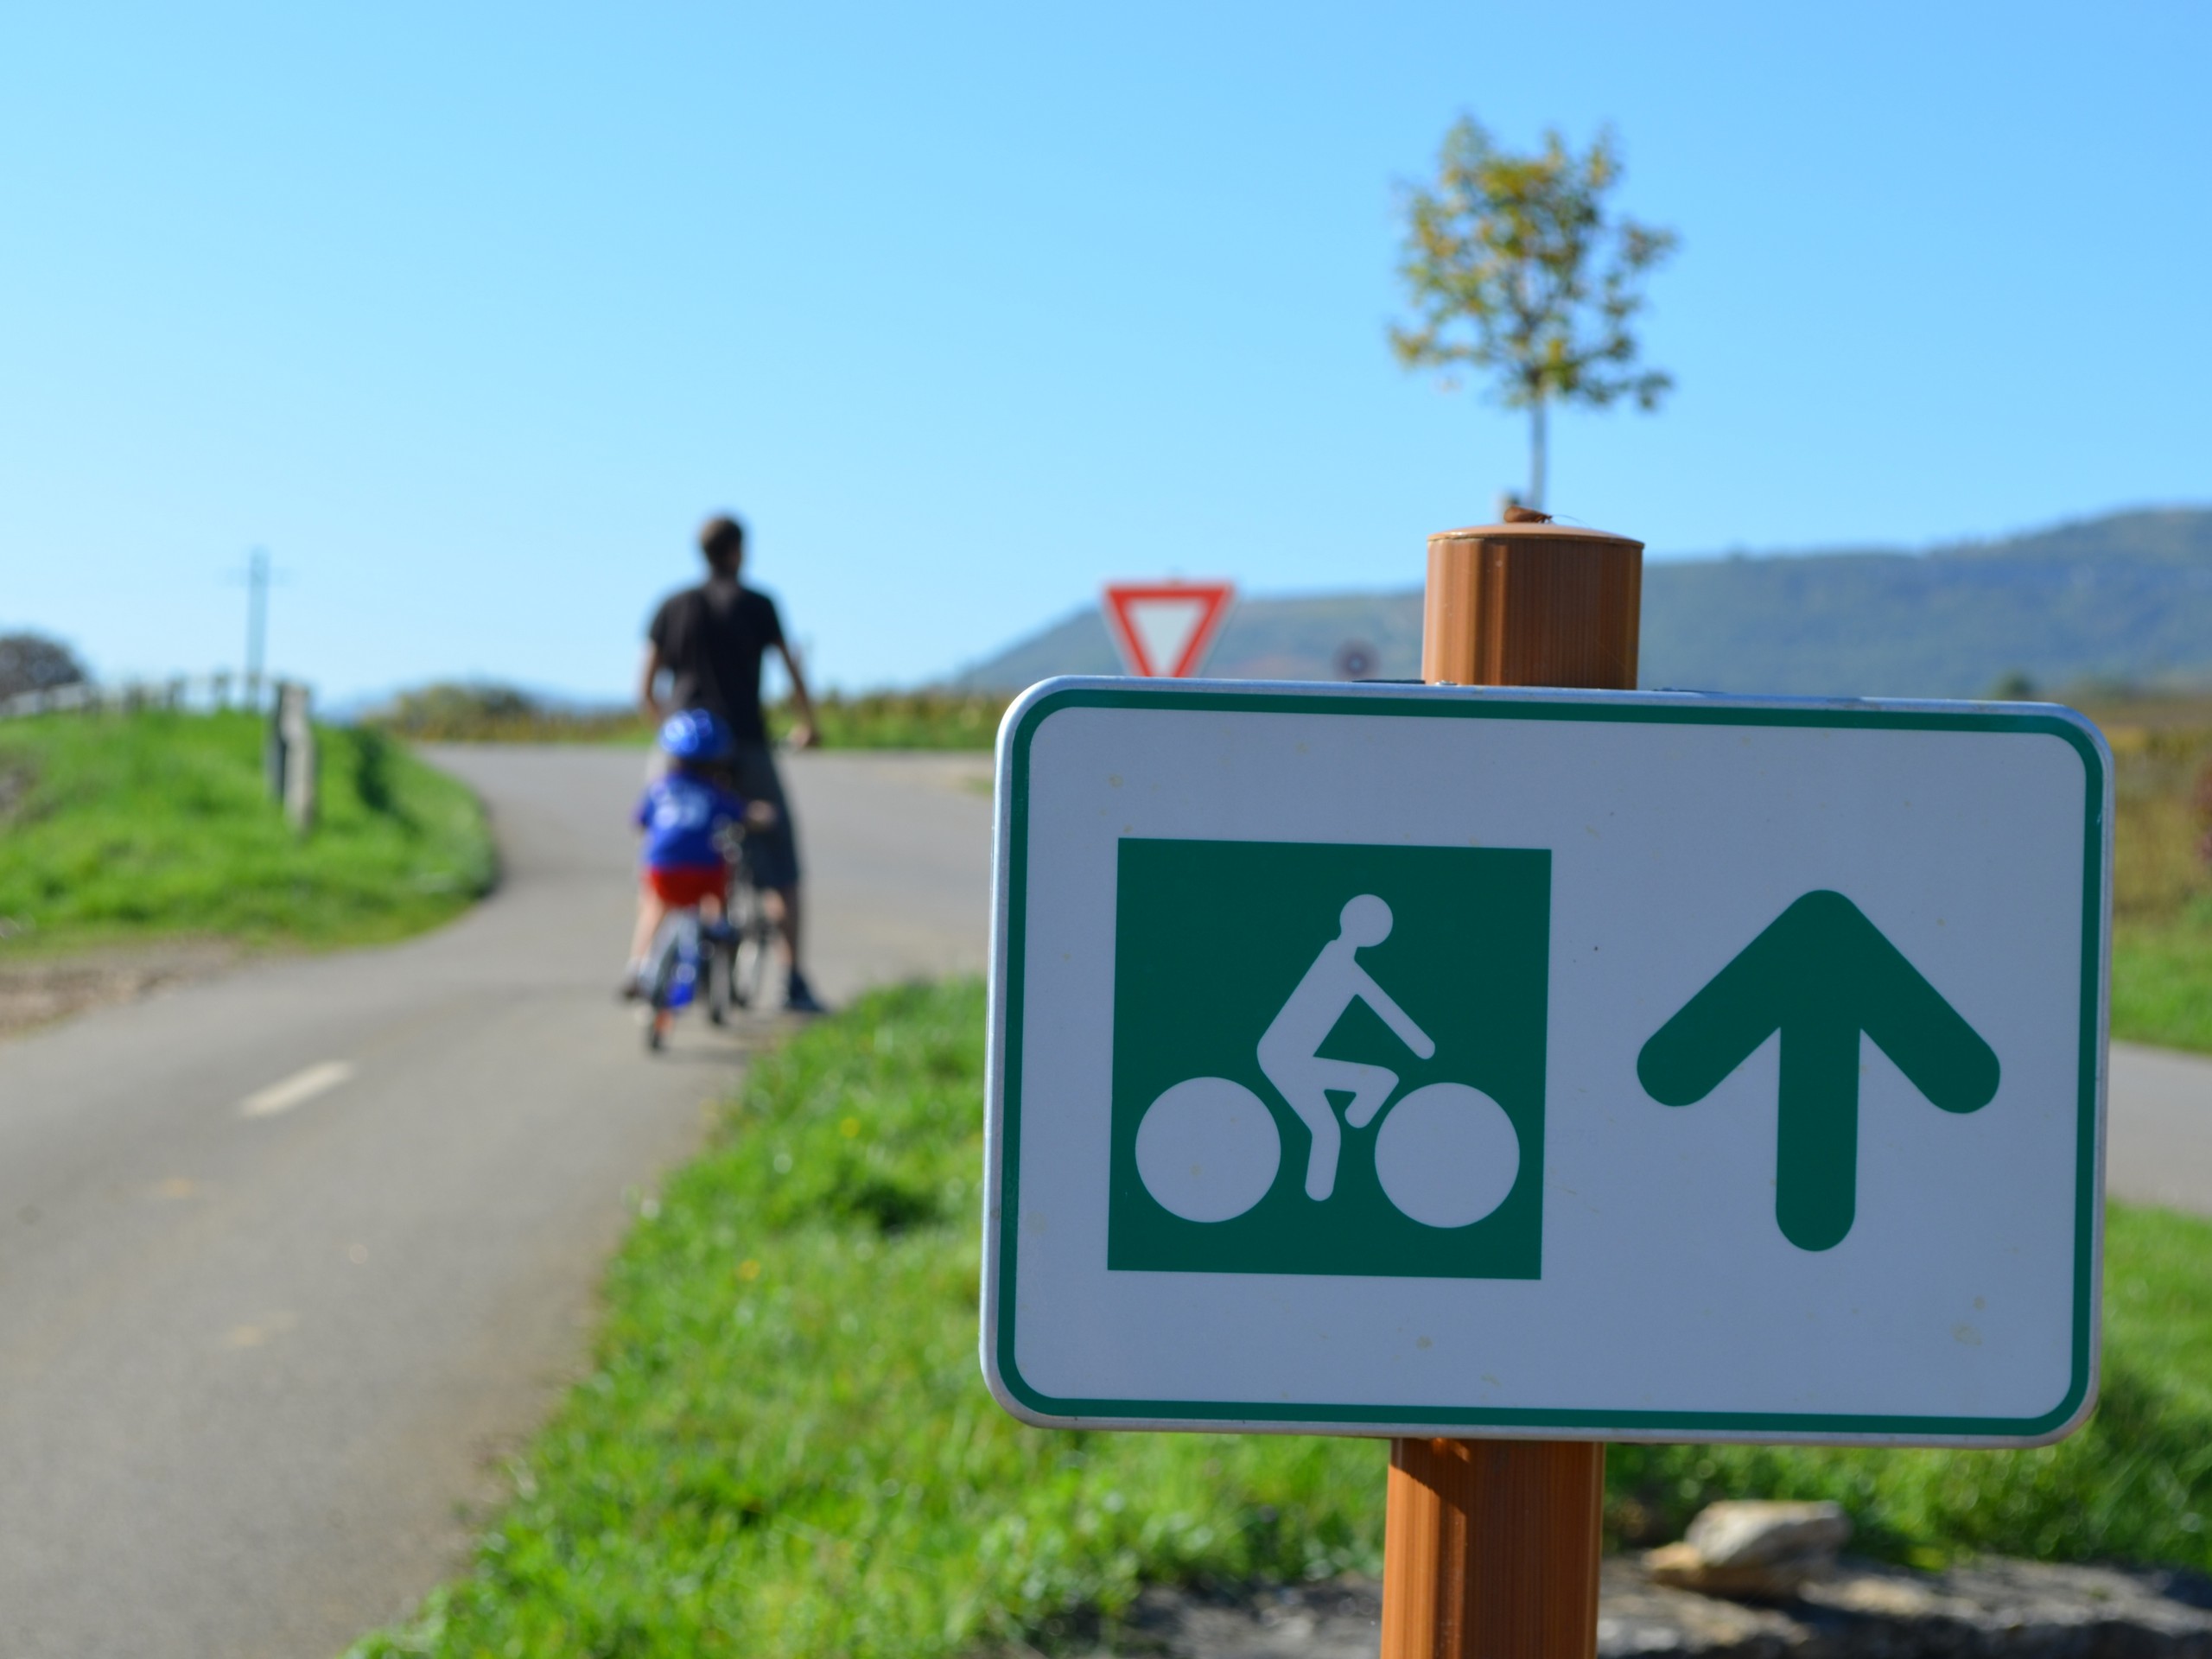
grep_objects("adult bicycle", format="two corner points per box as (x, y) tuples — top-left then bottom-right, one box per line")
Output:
(714, 822), (778, 1015)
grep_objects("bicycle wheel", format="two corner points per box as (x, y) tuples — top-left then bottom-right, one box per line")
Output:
(736, 907), (773, 1011)
(643, 916), (684, 1051)
(665, 914), (702, 1012)
(705, 924), (733, 1026)
(727, 866), (771, 1010)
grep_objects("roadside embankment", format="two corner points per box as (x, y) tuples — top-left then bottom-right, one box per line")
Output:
(0, 709), (493, 1031)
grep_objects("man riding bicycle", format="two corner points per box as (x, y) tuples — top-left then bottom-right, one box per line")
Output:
(636, 513), (825, 1014)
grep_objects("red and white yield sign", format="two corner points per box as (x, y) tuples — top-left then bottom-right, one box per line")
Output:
(1101, 581), (1236, 678)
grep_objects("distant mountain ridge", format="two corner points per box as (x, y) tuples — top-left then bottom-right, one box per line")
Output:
(952, 507), (2212, 698)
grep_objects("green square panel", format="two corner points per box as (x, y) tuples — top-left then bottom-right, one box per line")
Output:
(1108, 837), (1551, 1279)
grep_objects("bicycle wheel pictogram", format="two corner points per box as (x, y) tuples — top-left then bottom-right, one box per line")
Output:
(1372, 1080), (1519, 1227)
(1132, 894), (1522, 1229)
(1133, 1077), (1281, 1223)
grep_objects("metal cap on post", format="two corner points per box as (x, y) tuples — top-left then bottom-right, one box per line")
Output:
(1384, 504), (1645, 1659)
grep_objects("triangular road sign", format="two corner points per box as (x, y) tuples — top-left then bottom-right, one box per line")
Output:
(1102, 581), (1236, 677)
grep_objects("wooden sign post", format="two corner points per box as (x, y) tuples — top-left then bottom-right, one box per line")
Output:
(1382, 506), (1643, 1659)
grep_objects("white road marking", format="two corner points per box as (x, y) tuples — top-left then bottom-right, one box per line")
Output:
(238, 1060), (356, 1119)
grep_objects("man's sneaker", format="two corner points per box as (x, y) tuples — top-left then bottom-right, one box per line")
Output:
(783, 970), (827, 1014)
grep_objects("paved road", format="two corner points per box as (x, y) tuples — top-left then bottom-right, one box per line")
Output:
(2107, 1042), (2212, 1218)
(0, 747), (992, 1659)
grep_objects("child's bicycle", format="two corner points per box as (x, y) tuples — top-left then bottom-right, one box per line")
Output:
(641, 824), (778, 1051)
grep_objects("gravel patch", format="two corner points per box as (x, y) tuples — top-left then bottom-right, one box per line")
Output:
(0, 939), (241, 1038)
(1014, 1557), (2212, 1656)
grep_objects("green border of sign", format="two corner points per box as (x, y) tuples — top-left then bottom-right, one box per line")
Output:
(983, 680), (2111, 1445)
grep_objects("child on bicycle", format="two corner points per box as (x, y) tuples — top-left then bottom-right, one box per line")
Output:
(622, 710), (776, 998)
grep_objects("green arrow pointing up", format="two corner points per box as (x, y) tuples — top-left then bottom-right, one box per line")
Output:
(1637, 890), (2000, 1253)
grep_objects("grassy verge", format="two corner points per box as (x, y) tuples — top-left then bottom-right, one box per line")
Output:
(2113, 912), (2212, 1053)
(2086, 702), (2212, 1052)
(0, 709), (493, 955)
(351, 980), (2212, 1658)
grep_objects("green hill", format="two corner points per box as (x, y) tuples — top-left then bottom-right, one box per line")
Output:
(955, 506), (2212, 697)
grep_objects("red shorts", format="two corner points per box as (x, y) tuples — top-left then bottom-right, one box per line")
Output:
(645, 864), (727, 907)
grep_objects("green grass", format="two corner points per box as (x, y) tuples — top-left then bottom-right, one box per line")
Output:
(0, 709), (493, 954)
(350, 980), (2212, 1659)
(2113, 909), (2212, 1053)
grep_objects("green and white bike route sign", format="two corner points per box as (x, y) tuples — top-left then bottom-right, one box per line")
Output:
(981, 678), (2112, 1446)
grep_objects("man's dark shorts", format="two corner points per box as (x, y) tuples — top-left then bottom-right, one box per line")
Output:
(727, 743), (800, 890)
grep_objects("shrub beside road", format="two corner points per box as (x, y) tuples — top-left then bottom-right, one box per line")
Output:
(785, 690), (1014, 750)
(366, 682), (653, 745)
(350, 979), (2212, 1658)
(0, 709), (492, 955)
(2101, 703), (2212, 1052)
(364, 681), (1013, 750)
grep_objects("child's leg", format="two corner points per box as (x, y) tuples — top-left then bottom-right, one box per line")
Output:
(628, 880), (667, 969)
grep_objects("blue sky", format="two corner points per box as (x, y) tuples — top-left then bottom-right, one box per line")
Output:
(3, 2), (2206, 701)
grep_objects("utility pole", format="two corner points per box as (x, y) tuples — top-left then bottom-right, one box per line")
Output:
(244, 547), (270, 711)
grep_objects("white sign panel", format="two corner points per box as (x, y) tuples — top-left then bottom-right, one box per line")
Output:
(981, 679), (2110, 1446)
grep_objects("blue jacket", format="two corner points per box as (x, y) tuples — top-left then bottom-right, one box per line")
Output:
(635, 772), (747, 869)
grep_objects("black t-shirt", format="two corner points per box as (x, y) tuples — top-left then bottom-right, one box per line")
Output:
(647, 579), (785, 745)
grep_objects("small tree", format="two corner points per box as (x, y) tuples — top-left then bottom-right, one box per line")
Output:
(1390, 117), (1677, 511)
(0, 633), (88, 702)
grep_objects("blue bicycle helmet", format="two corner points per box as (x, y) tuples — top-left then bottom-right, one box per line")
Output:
(658, 709), (733, 762)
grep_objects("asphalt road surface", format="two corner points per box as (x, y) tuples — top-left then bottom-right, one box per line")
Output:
(0, 746), (992, 1659)
(1, 742), (2209, 1656)
(2107, 1041), (2212, 1218)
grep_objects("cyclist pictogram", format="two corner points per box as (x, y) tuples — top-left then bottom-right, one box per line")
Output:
(1131, 891), (1523, 1234)
(1258, 893), (1435, 1200)
(1106, 837), (1548, 1281)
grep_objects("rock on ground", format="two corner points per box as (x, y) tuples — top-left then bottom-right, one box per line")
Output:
(1649, 1499), (1853, 1599)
